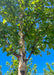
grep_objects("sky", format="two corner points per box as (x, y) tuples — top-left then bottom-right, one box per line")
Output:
(0, 47), (54, 75)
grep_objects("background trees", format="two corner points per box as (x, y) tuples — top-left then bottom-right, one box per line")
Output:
(5, 56), (37, 75)
(3, 56), (54, 75)
(44, 63), (54, 75)
(5, 58), (54, 75)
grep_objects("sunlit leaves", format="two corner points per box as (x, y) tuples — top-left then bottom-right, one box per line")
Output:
(4, 12), (7, 14)
(3, 19), (7, 24)
(9, 45), (12, 48)
(31, 0), (39, 4)
(17, 23), (20, 26)
(31, 1), (35, 4)
(44, 63), (54, 75)
(36, 0), (39, 3)
(6, 44), (12, 52)
(6, 48), (10, 52)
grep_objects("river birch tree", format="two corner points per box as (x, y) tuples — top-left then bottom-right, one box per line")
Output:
(0, 0), (54, 75)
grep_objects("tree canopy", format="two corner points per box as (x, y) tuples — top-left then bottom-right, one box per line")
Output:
(0, 0), (54, 58)
(0, 0), (54, 75)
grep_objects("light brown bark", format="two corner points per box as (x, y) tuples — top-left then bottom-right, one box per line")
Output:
(18, 31), (26, 75)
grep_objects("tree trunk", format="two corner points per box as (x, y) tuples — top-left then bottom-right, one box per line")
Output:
(18, 31), (26, 75)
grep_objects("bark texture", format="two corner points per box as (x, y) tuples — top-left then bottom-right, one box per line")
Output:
(18, 31), (26, 75)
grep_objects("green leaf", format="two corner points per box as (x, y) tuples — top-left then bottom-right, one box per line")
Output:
(3, 19), (7, 24)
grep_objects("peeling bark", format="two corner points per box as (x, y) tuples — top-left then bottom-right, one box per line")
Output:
(18, 31), (26, 75)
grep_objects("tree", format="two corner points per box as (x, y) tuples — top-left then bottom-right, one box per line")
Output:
(0, 65), (2, 75)
(5, 56), (37, 75)
(44, 63), (54, 75)
(0, 0), (54, 75)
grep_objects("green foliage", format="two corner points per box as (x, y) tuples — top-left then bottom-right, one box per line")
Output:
(27, 58), (37, 75)
(0, 65), (2, 75)
(5, 56), (18, 75)
(0, 0), (54, 56)
(44, 63), (54, 75)
(5, 56), (37, 75)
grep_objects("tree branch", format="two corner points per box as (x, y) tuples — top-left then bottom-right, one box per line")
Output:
(27, 49), (33, 61)
(26, 38), (39, 61)
(6, 40), (21, 58)
(11, 48), (21, 58)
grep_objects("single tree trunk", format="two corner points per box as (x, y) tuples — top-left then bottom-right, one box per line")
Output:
(18, 31), (26, 75)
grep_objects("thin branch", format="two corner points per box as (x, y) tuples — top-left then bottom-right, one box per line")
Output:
(27, 38), (39, 61)
(27, 49), (33, 61)
(11, 48), (21, 58)
(6, 40), (21, 58)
